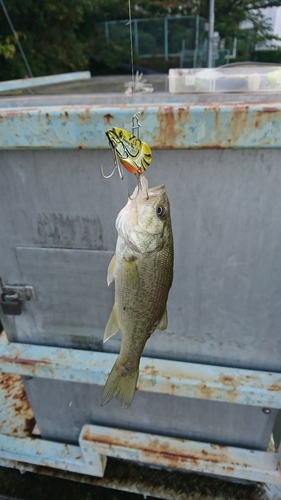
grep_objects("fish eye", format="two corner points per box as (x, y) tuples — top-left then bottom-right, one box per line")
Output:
(156, 205), (166, 219)
(119, 130), (123, 138)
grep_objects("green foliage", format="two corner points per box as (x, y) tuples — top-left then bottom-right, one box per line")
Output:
(0, 36), (16, 60)
(1, 0), (281, 81)
(0, 0), (94, 80)
(198, 0), (281, 46)
(251, 49), (281, 63)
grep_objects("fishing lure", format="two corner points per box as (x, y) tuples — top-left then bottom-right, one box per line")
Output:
(106, 127), (152, 175)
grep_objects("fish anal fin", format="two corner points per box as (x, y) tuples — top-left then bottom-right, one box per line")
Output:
(107, 254), (116, 286)
(101, 359), (139, 408)
(157, 308), (168, 331)
(103, 304), (120, 343)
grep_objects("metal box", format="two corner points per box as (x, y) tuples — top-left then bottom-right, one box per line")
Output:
(0, 92), (281, 459)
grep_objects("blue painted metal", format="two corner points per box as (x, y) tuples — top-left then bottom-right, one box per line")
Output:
(0, 334), (281, 408)
(0, 434), (105, 476)
(0, 370), (280, 488)
(0, 103), (280, 149)
(0, 71), (91, 93)
(0, 372), (106, 477)
(80, 424), (281, 485)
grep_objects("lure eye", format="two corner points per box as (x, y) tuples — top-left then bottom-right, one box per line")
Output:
(156, 205), (166, 219)
(119, 130), (123, 138)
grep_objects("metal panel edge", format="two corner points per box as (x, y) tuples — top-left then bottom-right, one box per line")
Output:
(0, 433), (106, 477)
(0, 103), (280, 149)
(0, 334), (281, 407)
(80, 424), (281, 485)
(0, 72), (91, 93)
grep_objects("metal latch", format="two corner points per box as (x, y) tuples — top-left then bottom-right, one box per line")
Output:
(0, 278), (36, 316)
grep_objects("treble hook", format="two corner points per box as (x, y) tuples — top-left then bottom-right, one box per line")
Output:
(101, 147), (124, 180)
(128, 171), (149, 200)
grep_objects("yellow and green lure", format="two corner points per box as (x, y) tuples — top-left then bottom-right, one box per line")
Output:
(106, 127), (152, 175)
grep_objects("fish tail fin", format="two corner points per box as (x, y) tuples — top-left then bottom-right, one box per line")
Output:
(101, 359), (139, 408)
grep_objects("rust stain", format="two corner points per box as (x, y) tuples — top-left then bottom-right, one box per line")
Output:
(156, 106), (182, 148)
(261, 107), (278, 114)
(103, 113), (114, 124)
(64, 111), (69, 119)
(220, 376), (234, 384)
(199, 383), (212, 399)
(0, 372), (35, 438)
(0, 372), (16, 392)
(83, 432), (238, 467)
(267, 383), (281, 392)
(0, 355), (51, 366)
(143, 365), (159, 377)
(229, 105), (249, 146)
(77, 108), (91, 122)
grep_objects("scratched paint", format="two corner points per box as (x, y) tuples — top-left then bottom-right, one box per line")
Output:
(80, 424), (281, 484)
(0, 104), (281, 149)
(0, 372), (106, 477)
(0, 334), (281, 407)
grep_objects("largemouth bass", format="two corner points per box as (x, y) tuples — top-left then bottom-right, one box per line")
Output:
(106, 127), (152, 175)
(102, 175), (173, 407)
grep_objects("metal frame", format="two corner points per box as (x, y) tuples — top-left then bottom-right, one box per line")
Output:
(0, 72), (91, 94)
(1, 334), (281, 408)
(0, 332), (281, 485)
(1, 100), (281, 492)
(0, 103), (281, 149)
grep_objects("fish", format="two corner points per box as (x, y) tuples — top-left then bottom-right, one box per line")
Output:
(102, 174), (174, 408)
(106, 127), (152, 175)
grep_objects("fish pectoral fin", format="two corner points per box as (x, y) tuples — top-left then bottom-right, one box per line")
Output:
(103, 304), (120, 343)
(107, 254), (116, 286)
(157, 308), (168, 331)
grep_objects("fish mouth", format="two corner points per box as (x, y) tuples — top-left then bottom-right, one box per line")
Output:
(133, 175), (166, 200)
(147, 184), (166, 198)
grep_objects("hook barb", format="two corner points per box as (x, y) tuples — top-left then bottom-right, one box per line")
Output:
(101, 148), (124, 180)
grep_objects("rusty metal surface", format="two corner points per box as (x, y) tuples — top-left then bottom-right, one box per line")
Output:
(0, 102), (281, 149)
(80, 424), (281, 485)
(0, 368), (269, 497)
(0, 332), (281, 409)
(0, 372), (35, 439)
(0, 371), (106, 477)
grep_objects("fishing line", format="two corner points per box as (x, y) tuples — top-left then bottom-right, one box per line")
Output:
(127, 0), (141, 141)
(0, 0), (33, 78)
(127, 0), (135, 95)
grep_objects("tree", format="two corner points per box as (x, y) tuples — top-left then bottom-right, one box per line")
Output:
(198, 0), (281, 56)
(1, 0), (281, 81)
(0, 0), (94, 80)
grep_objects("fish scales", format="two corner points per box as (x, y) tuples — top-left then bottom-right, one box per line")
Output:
(102, 175), (173, 408)
(116, 245), (173, 371)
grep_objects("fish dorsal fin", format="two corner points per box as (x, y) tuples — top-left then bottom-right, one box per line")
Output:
(157, 308), (168, 331)
(107, 254), (116, 286)
(103, 304), (120, 343)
